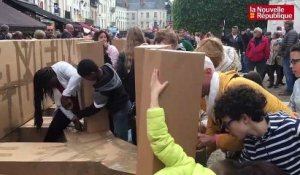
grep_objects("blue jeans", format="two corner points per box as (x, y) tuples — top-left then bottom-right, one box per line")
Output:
(241, 54), (249, 73)
(283, 57), (296, 93)
(111, 101), (131, 141)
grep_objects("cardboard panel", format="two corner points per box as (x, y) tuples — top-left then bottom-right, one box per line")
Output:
(112, 39), (127, 52)
(77, 41), (109, 133)
(0, 39), (80, 139)
(134, 45), (171, 137)
(136, 49), (205, 175)
(0, 130), (136, 175)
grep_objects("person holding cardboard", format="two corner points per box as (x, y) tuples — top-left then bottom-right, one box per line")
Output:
(147, 68), (215, 175)
(197, 57), (293, 154)
(33, 61), (83, 142)
(75, 59), (131, 141)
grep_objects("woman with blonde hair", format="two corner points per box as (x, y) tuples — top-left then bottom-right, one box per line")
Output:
(196, 37), (241, 72)
(117, 26), (145, 145)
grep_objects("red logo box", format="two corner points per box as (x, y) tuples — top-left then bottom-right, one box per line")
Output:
(248, 5), (294, 20)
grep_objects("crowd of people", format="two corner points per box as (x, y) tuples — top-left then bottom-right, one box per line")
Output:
(0, 23), (100, 40)
(2, 19), (300, 174)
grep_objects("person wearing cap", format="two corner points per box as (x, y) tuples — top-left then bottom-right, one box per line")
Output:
(246, 27), (270, 79)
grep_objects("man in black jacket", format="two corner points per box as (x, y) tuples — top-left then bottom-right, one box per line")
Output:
(279, 20), (299, 96)
(223, 26), (244, 54)
(223, 26), (245, 72)
(75, 59), (131, 141)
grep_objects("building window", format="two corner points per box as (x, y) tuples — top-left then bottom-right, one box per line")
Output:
(146, 12), (149, 18)
(146, 22), (149, 28)
(154, 12), (157, 18)
(141, 12), (143, 18)
(141, 21), (144, 28)
(132, 13), (135, 20)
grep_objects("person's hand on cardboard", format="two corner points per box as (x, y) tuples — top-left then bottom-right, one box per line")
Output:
(150, 69), (168, 108)
(197, 133), (216, 148)
(61, 96), (73, 110)
(294, 112), (300, 119)
(72, 116), (83, 131)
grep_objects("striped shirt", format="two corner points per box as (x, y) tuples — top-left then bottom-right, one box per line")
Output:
(240, 111), (300, 175)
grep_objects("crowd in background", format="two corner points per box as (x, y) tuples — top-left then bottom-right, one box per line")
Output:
(2, 19), (300, 175)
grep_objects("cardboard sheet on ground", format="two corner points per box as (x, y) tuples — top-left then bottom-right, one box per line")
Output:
(0, 39), (80, 139)
(77, 41), (109, 133)
(136, 49), (205, 175)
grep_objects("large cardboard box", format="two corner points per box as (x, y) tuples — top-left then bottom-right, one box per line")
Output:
(77, 41), (109, 133)
(0, 39), (79, 139)
(136, 49), (205, 175)
(112, 39), (127, 52)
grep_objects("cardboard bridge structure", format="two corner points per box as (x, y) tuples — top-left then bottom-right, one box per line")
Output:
(0, 39), (205, 175)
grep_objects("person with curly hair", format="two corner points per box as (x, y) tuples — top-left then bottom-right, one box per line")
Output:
(214, 85), (300, 175)
(93, 30), (119, 69)
(197, 57), (293, 155)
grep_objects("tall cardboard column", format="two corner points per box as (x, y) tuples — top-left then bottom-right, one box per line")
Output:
(134, 45), (171, 135)
(77, 41), (109, 132)
(136, 48), (205, 175)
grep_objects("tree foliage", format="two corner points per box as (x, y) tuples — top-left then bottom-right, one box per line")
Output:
(172, 0), (269, 35)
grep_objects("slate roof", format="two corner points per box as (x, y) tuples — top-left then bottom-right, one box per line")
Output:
(116, 0), (166, 10)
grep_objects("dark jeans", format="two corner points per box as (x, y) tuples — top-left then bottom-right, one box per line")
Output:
(267, 64), (284, 85)
(283, 57), (297, 92)
(241, 54), (249, 73)
(44, 109), (71, 142)
(248, 60), (267, 80)
(128, 102), (137, 145)
(110, 101), (131, 141)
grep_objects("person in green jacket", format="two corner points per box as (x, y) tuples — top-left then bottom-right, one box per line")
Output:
(147, 68), (215, 175)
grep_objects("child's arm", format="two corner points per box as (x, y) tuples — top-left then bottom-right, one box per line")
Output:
(147, 69), (214, 175)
